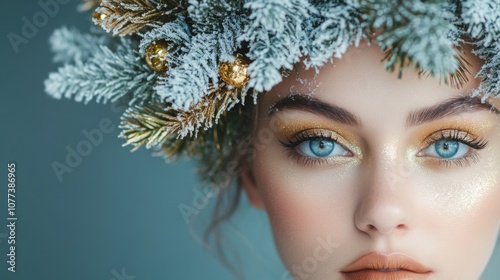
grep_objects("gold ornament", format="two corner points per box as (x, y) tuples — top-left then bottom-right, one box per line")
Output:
(92, 7), (109, 22)
(93, 11), (107, 21)
(145, 40), (170, 72)
(219, 54), (250, 88)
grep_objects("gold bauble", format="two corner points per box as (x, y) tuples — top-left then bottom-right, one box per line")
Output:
(218, 54), (250, 88)
(145, 40), (170, 72)
(92, 8), (109, 22)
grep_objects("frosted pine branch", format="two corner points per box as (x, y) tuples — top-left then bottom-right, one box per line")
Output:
(356, 0), (461, 79)
(93, 0), (187, 36)
(461, 0), (500, 47)
(119, 82), (245, 154)
(45, 38), (158, 105)
(155, 32), (219, 111)
(139, 17), (192, 58)
(216, 17), (243, 62)
(188, 0), (245, 27)
(240, 0), (314, 92)
(473, 44), (500, 101)
(49, 26), (109, 64)
(187, 0), (244, 60)
(305, 0), (364, 68)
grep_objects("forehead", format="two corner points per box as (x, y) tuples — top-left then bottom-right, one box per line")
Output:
(260, 41), (488, 123)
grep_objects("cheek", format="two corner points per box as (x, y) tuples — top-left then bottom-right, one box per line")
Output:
(425, 154), (500, 229)
(418, 155), (500, 277)
(250, 119), (500, 278)
(252, 143), (355, 270)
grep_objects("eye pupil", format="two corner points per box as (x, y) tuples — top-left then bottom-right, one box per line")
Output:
(435, 140), (459, 158)
(309, 140), (335, 157)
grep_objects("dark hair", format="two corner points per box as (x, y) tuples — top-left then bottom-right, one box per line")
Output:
(186, 94), (257, 280)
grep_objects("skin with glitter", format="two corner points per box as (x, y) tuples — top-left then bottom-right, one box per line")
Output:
(240, 40), (500, 280)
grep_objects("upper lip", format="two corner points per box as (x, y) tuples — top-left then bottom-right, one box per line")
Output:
(340, 252), (432, 273)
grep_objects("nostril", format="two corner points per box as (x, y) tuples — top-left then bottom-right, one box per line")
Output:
(364, 223), (407, 235)
(396, 224), (406, 230)
(354, 198), (411, 236)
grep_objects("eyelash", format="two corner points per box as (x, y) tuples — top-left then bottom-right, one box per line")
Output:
(280, 129), (488, 168)
(280, 130), (350, 167)
(420, 129), (488, 167)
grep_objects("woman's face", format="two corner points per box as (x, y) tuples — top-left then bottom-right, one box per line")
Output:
(241, 41), (500, 280)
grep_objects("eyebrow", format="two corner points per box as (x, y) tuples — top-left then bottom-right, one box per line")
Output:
(268, 94), (497, 128)
(405, 96), (498, 128)
(268, 94), (360, 126)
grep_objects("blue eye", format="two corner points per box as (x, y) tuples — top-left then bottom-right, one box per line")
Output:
(434, 139), (459, 158)
(422, 139), (469, 159)
(298, 139), (350, 158)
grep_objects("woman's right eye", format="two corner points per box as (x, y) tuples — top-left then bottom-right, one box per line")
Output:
(279, 128), (356, 166)
(297, 138), (351, 158)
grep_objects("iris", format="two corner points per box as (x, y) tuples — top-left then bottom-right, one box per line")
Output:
(309, 140), (335, 157)
(434, 139), (459, 158)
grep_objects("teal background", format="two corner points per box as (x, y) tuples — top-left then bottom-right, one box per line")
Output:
(0, 1), (281, 280)
(0, 1), (499, 280)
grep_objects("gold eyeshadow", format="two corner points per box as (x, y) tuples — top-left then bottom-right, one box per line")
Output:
(409, 119), (495, 150)
(268, 111), (498, 170)
(408, 119), (494, 169)
(269, 116), (362, 157)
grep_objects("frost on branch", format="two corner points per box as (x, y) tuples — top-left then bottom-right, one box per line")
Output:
(240, 0), (314, 93)
(356, 0), (461, 81)
(154, 16), (242, 110)
(45, 38), (158, 105)
(49, 26), (110, 64)
(305, 0), (364, 68)
(461, 0), (500, 47)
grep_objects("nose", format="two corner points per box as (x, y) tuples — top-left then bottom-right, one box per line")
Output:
(354, 163), (412, 236)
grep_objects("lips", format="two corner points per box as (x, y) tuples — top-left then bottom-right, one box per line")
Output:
(340, 252), (432, 280)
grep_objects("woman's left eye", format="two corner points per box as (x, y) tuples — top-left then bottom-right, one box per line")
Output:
(421, 139), (470, 159)
(297, 139), (351, 158)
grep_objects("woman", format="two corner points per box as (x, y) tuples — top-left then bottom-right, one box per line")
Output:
(240, 39), (500, 279)
(45, 0), (499, 279)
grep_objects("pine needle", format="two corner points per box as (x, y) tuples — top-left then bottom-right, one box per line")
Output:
(93, 0), (186, 36)
(118, 82), (245, 152)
